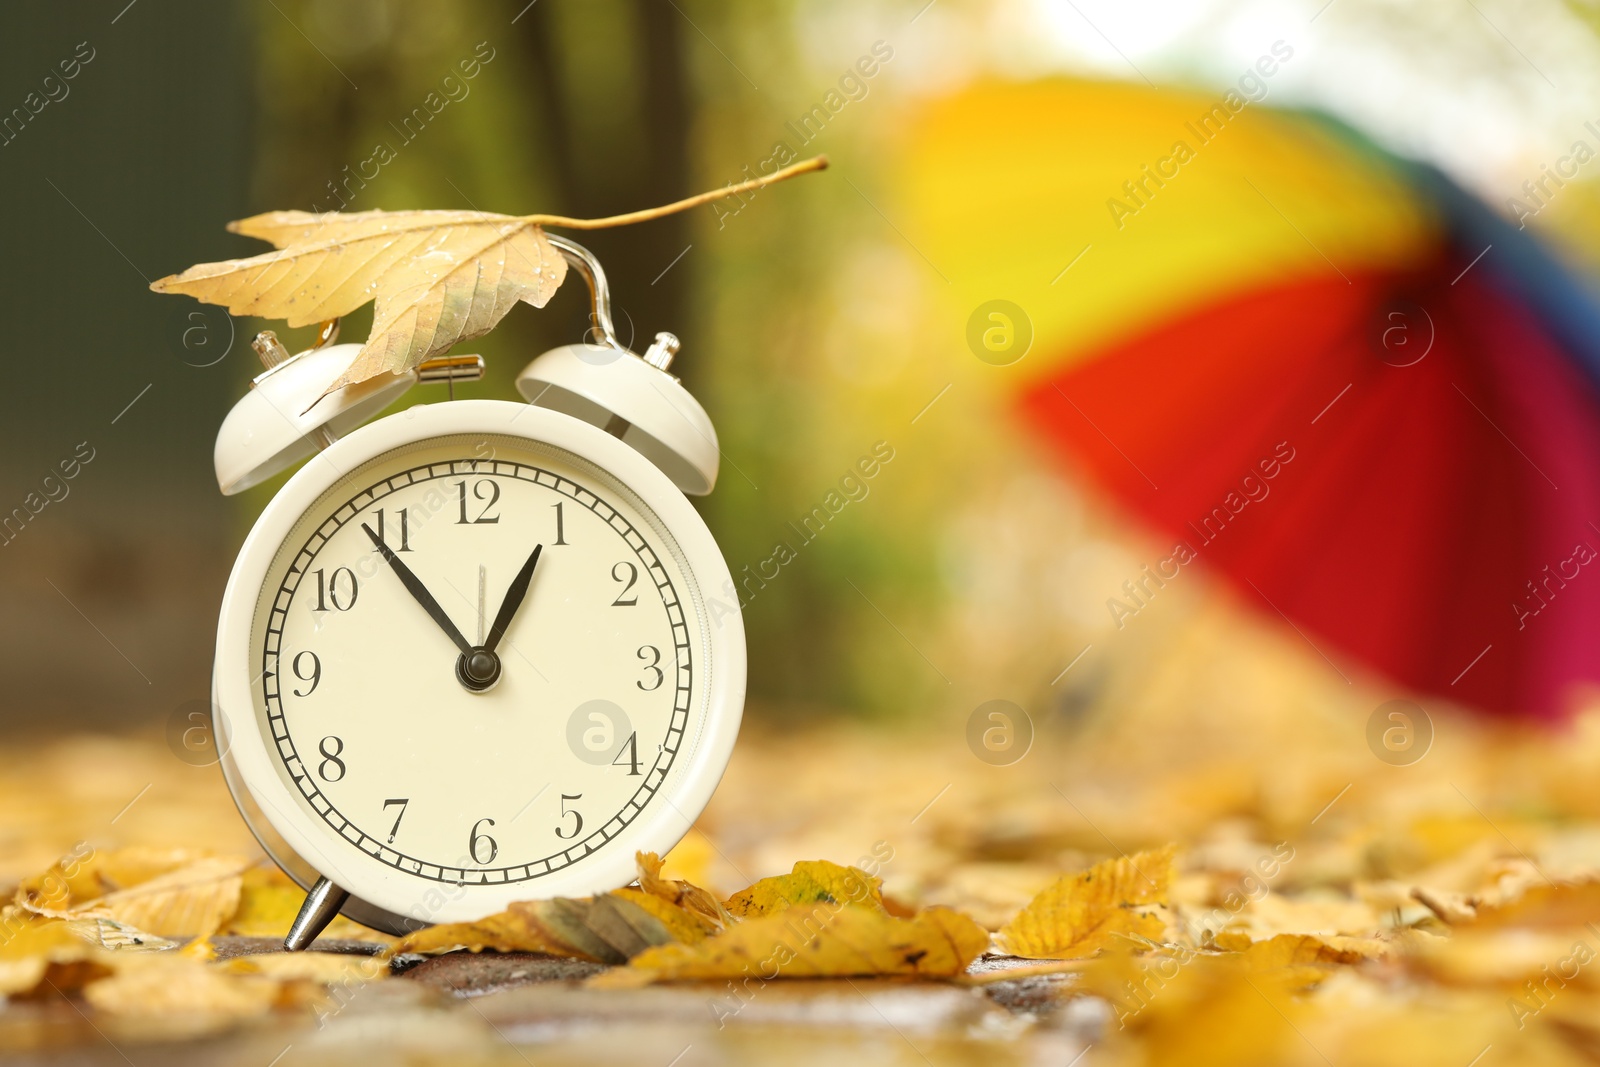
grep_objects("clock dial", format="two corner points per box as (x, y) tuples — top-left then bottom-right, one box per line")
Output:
(249, 433), (706, 887)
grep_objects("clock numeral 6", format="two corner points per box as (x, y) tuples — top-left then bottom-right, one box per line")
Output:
(455, 479), (501, 525)
(611, 562), (639, 606)
(317, 735), (346, 782)
(636, 645), (663, 691)
(556, 794), (584, 839)
(311, 567), (358, 612)
(291, 650), (321, 697)
(469, 817), (498, 864)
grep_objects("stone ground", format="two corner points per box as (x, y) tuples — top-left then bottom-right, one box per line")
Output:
(1, 937), (1098, 1067)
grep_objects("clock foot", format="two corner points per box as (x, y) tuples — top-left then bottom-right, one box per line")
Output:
(284, 877), (350, 951)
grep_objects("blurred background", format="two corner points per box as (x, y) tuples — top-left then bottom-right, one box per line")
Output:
(4, 0), (1600, 747)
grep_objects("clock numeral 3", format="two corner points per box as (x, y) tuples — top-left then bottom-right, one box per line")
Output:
(317, 735), (346, 782)
(382, 798), (408, 843)
(311, 567), (359, 612)
(369, 507), (411, 551)
(611, 562), (639, 606)
(636, 645), (663, 691)
(469, 817), (498, 864)
(291, 650), (321, 697)
(556, 794), (584, 839)
(455, 479), (501, 524)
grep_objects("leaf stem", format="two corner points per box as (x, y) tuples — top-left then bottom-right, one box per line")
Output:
(523, 155), (829, 230)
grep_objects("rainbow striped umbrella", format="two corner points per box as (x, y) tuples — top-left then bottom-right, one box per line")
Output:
(900, 79), (1600, 719)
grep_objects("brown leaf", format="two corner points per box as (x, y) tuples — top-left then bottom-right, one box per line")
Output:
(595, 903), (988, 987)
(150, 209), (567, 394)
(994, 846), (1176, 959)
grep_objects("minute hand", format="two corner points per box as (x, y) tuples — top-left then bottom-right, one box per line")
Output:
(361, 524), (473, 654)
(484, 544), (543, 653)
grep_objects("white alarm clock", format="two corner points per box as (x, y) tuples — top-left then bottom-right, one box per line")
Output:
(209, 237), (745, 947)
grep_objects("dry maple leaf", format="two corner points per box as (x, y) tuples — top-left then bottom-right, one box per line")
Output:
(149, 157), (827, 398)
(995, 845), (1177, 959)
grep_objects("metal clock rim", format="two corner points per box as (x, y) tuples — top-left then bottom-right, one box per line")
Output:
(212, 399), (745, 932)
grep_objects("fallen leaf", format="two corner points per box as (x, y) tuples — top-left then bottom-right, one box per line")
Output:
(16, 848), (248, 940)
(0, 913), (108, 996)
(635, 851), (731, 930)
(995, 846), (1176, 959)
(151, 210), (568, 396)
(221, 950), (386, 986)
(724, 859), (886, 918)
(387, 892), (693, 964)
(595, 903), (988, 987)
(83, 953), (283, 1018)
(224, 866), (391, 942)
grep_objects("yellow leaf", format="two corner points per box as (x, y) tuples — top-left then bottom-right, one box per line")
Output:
(224, 868), (390, 943)
(83, 954), (281, 1018)
(995, 846), (1176, 959)
(724, 859), (886, 918)
(16, 849), (248, 940)
(635, 851), (731, 930)
(388, 892), (686, 964)
(0, 913), (106, 996)
(152, 209), (568, 394)
(221, 951), (386, 986)
(387, 905), (577, 960)
(596, 904), (988, 986)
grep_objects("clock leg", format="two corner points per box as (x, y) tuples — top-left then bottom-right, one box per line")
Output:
(284, 877), (350, 951)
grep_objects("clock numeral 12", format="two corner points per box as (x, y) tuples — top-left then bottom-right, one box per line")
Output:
(369, 507), (411, 551)
(456, 479), (501, 524)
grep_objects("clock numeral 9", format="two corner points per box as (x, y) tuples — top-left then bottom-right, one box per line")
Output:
(636, 645), (663, 691)
(469, 817), (497, 864)
(611, 562), (639, 606)
(455, 479), (501, 524)
(556, 794), (584, 839)
(311, 567), (358, 612)
(317, 735), (346, 782)
(291, 650), (321, 697)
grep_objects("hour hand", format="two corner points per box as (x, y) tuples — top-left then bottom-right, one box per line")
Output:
(361, 524), (473, 655)
(485, 544), (542, 653)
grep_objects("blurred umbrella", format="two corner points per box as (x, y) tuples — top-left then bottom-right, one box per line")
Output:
(901, 79), (1600, 720)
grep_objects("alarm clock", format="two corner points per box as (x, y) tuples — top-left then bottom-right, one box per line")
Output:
(209, 237), (745, 948)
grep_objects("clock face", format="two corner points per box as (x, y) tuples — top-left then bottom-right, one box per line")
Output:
(245, 429), (715, 911)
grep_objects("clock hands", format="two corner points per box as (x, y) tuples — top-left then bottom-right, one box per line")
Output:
(485, 543), (543, 653)
(361, 524), (474, 654)
(360, 524), (542, 694)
